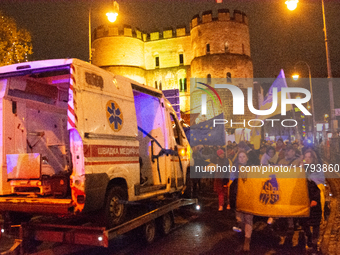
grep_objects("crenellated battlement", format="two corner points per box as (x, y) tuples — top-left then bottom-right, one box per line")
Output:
(190, 9), (248, 29)
(93, 24), (189, 42)
(93, 9), (247, 42)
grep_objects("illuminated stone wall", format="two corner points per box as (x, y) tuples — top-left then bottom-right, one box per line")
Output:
(144, 33), (193, 70)
(92, 9), (253, 120)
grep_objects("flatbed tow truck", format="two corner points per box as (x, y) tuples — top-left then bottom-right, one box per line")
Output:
(0, 198), (198, 254)
(0, 59), (197, 254)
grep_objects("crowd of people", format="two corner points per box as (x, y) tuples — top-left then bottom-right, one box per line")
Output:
(192, 138), (325, 253)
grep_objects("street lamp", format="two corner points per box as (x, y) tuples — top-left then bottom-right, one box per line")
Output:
(89, 1), (120, 63)
(292, 61), (316, 143)
(106, 1), (119, 23)
(285, 0), (336, 136)
(292, 74), (299, 81)
(285, 0), (298, 11)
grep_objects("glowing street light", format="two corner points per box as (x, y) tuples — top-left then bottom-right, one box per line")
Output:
(106, 1), (119, 23)
(324, 114), (329, 122)
(292, 74), (299, 81)
(106, 12), (118, 23)
(285, 0), (298, 11)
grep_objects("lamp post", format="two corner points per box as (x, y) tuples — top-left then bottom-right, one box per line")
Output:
(286, 0), (336, 137)
(89, 8), (92, 63)
(292, 61), (316, 143)
(321, 0), (336, 137)
(89, 1), (119, 63)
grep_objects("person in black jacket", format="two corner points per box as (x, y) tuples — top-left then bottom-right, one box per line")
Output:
(300, 149), (323, 253)
(300, 180), (322, 252)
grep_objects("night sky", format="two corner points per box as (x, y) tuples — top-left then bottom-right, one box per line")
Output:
(2, 0), (340, 120)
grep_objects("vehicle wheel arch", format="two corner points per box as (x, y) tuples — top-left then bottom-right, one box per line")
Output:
(106, 177), (128, 198)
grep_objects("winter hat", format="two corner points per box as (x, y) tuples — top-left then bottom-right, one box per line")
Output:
(217, 149), (225, 157)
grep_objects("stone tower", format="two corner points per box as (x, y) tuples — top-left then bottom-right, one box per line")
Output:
(189, 9), (254, 123)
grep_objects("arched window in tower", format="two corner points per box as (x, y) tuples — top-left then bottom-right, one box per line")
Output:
(179, 53), (184, 65)
(159, 81), (162, 91)
(155, 56), (160, 68)
(179, 78), (187, 92)
(242, 44), (245, 54)
(226, 72), (231, 83)
(225, 42), (229, 53)
(206, 44), (210, 54)
(155, 81), (158, 89)
(207, 74), (211, 84)
(177, 69), (186, 92)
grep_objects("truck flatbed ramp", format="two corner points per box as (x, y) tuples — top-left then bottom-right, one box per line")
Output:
(0, 197), (72, 215)
(1, 198), (197, 254)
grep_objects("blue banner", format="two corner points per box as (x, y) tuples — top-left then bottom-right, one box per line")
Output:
(190, 113), (226, 146)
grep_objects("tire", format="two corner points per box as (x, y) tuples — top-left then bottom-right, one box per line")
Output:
(104, 185), (127, 228)
(158, 212), (173, 236)
(143, 220), (156, 244)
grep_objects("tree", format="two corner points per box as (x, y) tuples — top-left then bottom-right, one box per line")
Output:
(0, 11), (33, 66)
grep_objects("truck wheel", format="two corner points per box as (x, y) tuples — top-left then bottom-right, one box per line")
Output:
(104, 186), (127, 228)
(143, 220), (156, 244)
(158, 212), (173, 235)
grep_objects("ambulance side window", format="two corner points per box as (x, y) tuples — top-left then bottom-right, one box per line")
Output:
(170, 113), (181, 145)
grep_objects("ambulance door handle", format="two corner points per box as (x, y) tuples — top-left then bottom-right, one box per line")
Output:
(174, 145), (183, 174)
(150, 140), (162, 183)
(12, 101), (17, 114)
(174, 145), (179, 156)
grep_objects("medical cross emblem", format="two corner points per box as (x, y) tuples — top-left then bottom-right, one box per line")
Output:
(106, 100), (123, 132)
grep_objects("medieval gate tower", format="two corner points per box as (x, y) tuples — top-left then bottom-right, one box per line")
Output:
(92, 9), (256, 128)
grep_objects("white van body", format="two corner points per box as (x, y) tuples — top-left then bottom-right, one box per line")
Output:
(0, 59), (190, 225)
